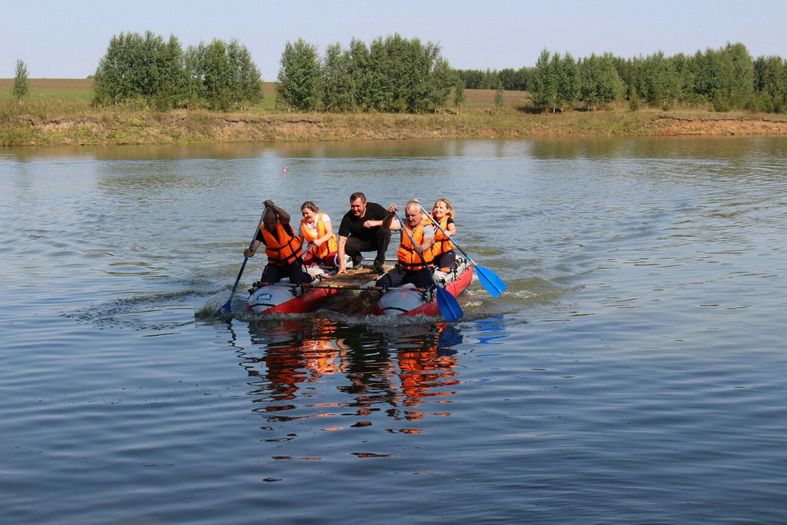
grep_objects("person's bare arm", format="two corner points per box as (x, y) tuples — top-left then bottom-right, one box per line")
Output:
(264, 200), (291, 225)
(337, 235), (348, 273)
(381, 203), (401, 231)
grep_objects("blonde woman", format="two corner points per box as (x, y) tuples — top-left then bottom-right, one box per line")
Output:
(428, 198), (457, 271)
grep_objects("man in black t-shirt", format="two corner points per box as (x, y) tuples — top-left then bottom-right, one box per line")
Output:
(337, 192), (391, 274)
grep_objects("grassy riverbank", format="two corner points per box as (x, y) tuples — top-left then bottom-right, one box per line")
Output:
(2, 79), (787, 146)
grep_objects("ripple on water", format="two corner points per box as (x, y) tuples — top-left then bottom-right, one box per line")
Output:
(3, 139), (787, 524)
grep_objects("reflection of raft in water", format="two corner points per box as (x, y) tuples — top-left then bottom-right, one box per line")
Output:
(247, 257), (473, 318)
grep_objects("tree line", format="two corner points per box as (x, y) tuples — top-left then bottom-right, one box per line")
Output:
(276, 35), (454, 112)
(455, 68), (533, 91)
(13, 32), (785, 115)
(88, 31), (454, 113)
(92, 31), (262, 111)
(455, 42), (787, 113)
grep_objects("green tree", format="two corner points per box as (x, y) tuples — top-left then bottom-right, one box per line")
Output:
(320, 43), (355, 111)
(338, 34), (451, 113)
(494, 80), (504, 114)
(556, 52), (580, 111)
(453, 78), (465, 114)
(725, 42), (754, 108)
(640, 51), (680, 108)
(579, 53), (624, 109)
(13, 59), (29, 100)
(186, 39), (262, 111)
(152, 35), (191, 110)
(347, 39), (373, 111)
(753, 55), (785, 112)
(361, 37), (393, 111)
(693, 43), (754, 111)
(671, 53), (695, 104)
(783, 60), (787, 111)
(531, 49), (557, 112)
(455, 69), (484, 89)
(422, 49), (453, 112)
(499, 68), (518, 90)
(518, 67), (535, 91)
(404, 37), (433, 112)
(372, 34), (411, 112)
(93, 31), (190, 109)
(277, 38), (320, 111)
(93, 32), (140, 104)
(691, 48), (718, 102)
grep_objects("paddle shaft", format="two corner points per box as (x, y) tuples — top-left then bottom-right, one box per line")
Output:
(393, 210), (432, 272)
(417, 202), (507, 297)
(394, 210), (463, 321)
(226, 206), (268, 304)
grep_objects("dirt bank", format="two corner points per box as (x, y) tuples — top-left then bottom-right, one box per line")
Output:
(650, 115), (787, 136)
(3, 109), (787, 147)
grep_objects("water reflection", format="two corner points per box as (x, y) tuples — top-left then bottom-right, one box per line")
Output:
(527, 136), (787, 160)
(234, 319), (463, 434)
(473, 316), (508, 345)
(5, 136), (785, 166)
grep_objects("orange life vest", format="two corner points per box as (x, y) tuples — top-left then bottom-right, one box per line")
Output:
(261, 223), (303, 266)
(397, 222), (434, 271)
(300, 212), (338, 259)
(429, 215), (454, 261)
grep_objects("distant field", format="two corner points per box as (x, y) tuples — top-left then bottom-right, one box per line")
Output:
(0, 78), (94, 103)
(460, 88), (531, 109)
(0, 78), (527, 111)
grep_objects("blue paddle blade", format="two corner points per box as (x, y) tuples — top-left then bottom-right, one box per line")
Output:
(214, 299), (232, 317)
(435, 286), (464, 322)
(475, 265), (507, 298)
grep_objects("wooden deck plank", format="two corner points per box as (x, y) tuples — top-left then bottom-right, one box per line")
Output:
(311, 265), (393, 289)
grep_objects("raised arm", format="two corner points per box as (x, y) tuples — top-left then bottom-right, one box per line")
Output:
(381, 203), (401, 231)
(264, 199), (290, 225)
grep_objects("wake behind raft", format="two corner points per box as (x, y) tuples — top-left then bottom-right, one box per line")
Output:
(247, 257), (473, 318)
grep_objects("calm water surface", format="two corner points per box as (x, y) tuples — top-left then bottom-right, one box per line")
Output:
(1, 138), (786, 524)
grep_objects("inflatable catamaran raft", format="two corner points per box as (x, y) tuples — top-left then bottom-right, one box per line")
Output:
(247, 257), (473, 317)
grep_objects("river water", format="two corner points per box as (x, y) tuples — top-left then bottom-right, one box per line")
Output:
(1, 138), (786, 524)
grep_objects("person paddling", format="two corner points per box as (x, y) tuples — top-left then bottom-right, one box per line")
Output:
(375, 200), (435, 290)
(244, 200), (313, 285)
(299, 201), (338, 269)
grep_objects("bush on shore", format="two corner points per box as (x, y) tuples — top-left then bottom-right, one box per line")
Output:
(93, 31), (262, 111)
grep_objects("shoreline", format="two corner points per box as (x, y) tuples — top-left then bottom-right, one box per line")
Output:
(2, 79), (787, 147)
(3, 107), (787, 148)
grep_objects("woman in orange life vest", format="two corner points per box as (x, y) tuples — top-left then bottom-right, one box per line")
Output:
(299, 201), (339, 268)
(375, 200), (436, 290)
(243, 200), (313, 285)
(428, 198), (457, 271)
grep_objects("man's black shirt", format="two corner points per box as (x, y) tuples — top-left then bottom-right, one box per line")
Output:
(338, 202), (388, 241)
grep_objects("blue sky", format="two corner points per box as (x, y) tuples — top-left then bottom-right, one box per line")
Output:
(3, 0), (786, 79)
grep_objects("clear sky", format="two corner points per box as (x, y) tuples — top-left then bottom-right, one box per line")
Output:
(2, 0), (786, 79)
